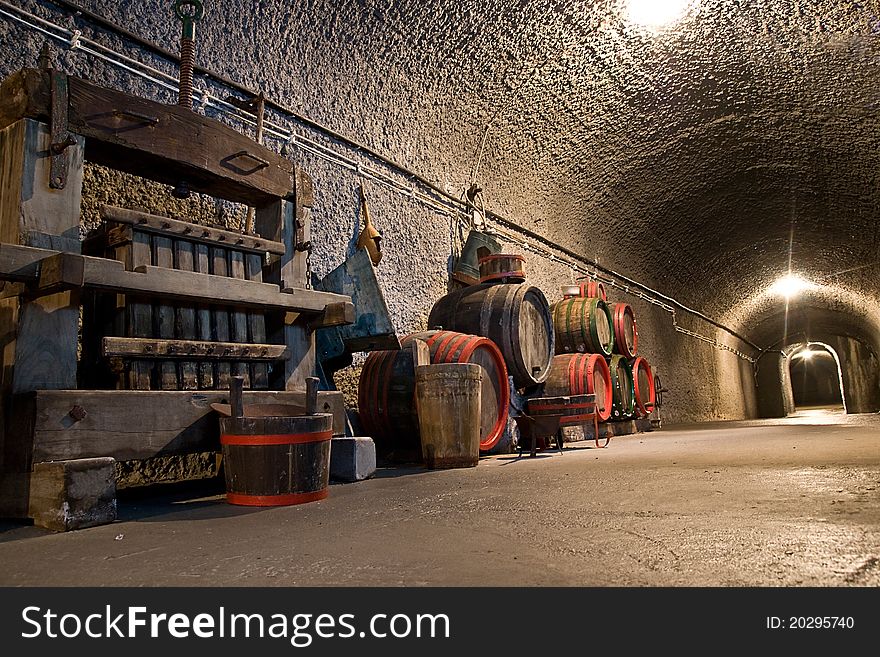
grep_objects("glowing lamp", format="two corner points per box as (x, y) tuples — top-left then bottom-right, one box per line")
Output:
(627, 0), (691, 28)
(767, 274), (817, 300)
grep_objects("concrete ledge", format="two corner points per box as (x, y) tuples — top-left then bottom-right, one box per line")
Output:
(28, 457), (117, 531)
(330, 437), (376, 482)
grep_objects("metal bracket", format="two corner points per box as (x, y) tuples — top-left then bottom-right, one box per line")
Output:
(49, 71), (75, 190)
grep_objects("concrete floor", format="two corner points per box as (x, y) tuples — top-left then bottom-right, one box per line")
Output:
(1, 409), (878, 586)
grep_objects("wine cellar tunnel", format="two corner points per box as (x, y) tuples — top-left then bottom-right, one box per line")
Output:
(0, 0), (877, 587)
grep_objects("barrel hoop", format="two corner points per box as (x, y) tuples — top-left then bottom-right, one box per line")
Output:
(441, 333), (471, 362)
(221, 430), (333, 446)
(358, 353), (379, 438)
(478, 254), (525, 264)
(457, 337), (510, 452)
(567, 354), (580, 395)
(576, 354), (590, 395)
(434, 331), (464, 361)
(479, 271), (525, 283)
(586, 297), (597, 352)
(565, 298), (577, 351)
(480, 282), (502, 340)
(530, 402), (595, 412)
(226, 489), (328, 507)
(509, 285), (526, 378)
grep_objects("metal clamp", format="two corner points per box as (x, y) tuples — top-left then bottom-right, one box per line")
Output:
(49, 70), (74, 190)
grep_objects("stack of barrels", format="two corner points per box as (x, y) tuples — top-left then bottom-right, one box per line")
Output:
(359, 253), (555, 457)
(542, 279), (656, 425)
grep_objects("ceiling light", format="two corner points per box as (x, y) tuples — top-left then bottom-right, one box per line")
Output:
(795, 349), (815, 361)
(767, 274), (817, 300)
(627, 0), (691, 28)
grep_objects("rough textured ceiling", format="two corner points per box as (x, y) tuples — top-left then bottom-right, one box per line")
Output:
(37, 0), (880, 348)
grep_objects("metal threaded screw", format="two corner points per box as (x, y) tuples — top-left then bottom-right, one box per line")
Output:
(173, 0), (203, 109)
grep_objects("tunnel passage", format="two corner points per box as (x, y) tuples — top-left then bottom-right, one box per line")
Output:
(787, 343), (844, 411)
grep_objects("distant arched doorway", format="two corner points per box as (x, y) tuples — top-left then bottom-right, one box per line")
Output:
(787, 342), (846, 413)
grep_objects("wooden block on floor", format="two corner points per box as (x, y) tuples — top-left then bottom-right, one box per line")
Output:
(330, 436), (376, 482)
(28, 457), (116, 531)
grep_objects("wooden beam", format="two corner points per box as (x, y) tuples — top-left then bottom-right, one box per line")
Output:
(26, 389), (347, 462)
(306, 301), (356, 331)
(102, 205), (286, 256)
(0, 244), (351, 313)
(102, 337), (289, 360)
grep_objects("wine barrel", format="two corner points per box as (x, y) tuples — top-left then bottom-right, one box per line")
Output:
(478, 254), (525, 284)
(219, 412), (333, 506)
(608, 354), (635, 420)
(428, 283), (554, 389)
(610, 303), (638, 358)
(358, 330), (509, 453)
(562, 281), (607, 301)
(541, 353), (612, 422)
(628, 357), (656, 417)
(552, 297), (614, 357)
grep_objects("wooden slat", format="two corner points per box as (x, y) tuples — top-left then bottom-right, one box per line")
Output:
(127, 231), (153, 389)
(246, 253), (269, 388)
(229, 250), (251, 388)
(173, 239), (198, 390)
(211, 246), (232, 391)
(152, 236), (178, 390)
(102, 205), (285, 255)
(28, 389), (347, 462)
(102, 337), (288, 360)
(194, 244), (214, 389)
(5, 243), (352, 313)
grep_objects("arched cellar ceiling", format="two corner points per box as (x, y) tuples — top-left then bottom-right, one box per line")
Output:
(59, 0), (880, 345)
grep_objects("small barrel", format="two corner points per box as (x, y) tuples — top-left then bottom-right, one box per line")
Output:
(552, 296), (614, 356)
(428, 283), (554, 389)
(562, 281), (607, 301)
(610, 302), (638, 358)
(358, 330), (509, 454)
(529, 393), (596, 426)
(608, 354), (635, 420)
(416, 363), (482, 468)
(219, 413), (333, 506)
(541, 353), (612, 421)
(629, 356), (656, 417)
(478, 253), (526, 284)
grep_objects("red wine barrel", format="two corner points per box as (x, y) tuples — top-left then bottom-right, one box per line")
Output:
(478, 253), (525, 284)
(608, 354), (635, 420)
(628, 356), (656, 417)
(552, 297), (614, 357)
(219, 413), (333, 506)
(541, 353), (612, 422)
(428, 283), (553, 389)
(610, 302), (638, 358)
(358, 331), (509, 453)
(562, 281), (607, 301)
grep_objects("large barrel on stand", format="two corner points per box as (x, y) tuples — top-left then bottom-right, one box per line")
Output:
(219, 413), (333, 506)
(552, 296), (614, 356)
(541, 353), (613, 422)
(358, 330), (509, 454)
(629, 356), (656, 418)
(610, 302), (638, 358)
(428, 283), (554, 389)
(608, 354), (635, 420)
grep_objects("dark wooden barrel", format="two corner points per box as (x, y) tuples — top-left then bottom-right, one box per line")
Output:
(608, 354), (635, 420)
(219, 413), (333, 506)
(428, 283), (554, 389)
(358, 330), (509, 453)
(611, 302), (638, 358)
(478, 253), (525, 284)
(629, 356), (656, 417)
(541, 353), (612, 421)
(552, 296), (614, 357)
